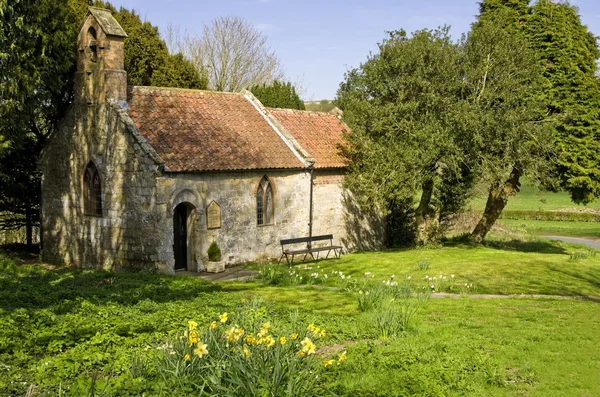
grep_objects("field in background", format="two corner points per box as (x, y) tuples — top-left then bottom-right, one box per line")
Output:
(470, 183), (600, 212)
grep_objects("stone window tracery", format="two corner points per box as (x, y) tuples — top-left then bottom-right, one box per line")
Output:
(84, 161), (102, 216)
(257, 176), (274, 225)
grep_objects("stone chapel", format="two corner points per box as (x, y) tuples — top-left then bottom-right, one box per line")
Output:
(40, 7), (385, 273)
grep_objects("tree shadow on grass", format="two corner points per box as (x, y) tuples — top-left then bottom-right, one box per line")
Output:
(0, 265), (222, 313)
(442, 235), (568, 255)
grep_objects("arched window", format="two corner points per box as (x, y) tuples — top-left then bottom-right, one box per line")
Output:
(256, 176), (274, 225)
(84, 162), (102, 216)
(86, 27), (98, 63)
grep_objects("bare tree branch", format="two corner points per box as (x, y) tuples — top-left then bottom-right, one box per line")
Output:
(177, 16), (284, 92)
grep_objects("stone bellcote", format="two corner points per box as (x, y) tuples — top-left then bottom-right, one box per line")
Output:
(74, 7), (127, 104)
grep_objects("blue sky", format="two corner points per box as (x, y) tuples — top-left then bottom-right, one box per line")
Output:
(110, 0), (600, 100)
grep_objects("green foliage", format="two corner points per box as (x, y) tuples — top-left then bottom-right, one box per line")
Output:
(250, 80), (305, 110)
(207, 241), (222, 262)
(527, 1), (600, 204)
(337, 27), (471, 245)
(147, 302), (331, 396)
(0, 0), (77, 242)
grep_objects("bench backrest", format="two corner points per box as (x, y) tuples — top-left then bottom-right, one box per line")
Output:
(280, 234), (333, 245)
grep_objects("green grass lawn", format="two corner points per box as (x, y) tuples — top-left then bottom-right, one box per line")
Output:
(265, 238), (600, 297)
(2, 242), (600, 396)
(499, 218), (600, 238)
(470, 183), (600, 212)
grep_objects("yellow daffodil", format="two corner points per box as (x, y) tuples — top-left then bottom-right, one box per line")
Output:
(243, 344), (251, 358)
(300, 337), (316, 355)
(279, 336), (287, 345)
(219, 313), (228, 323)
(290, 333), (298, 340)
(320, 330), (326, 337)
(194, 343), (208, 358)
(338, 351), (347, 364)
(188, 330), (199, 346)
(257, 328), (269, 338)
(245, 335), (256, 345)
(184, 354), (191, 361)
(210, 321), (217, 329)
(187, 320), (198, 330)
(225, 326), (244, 343)
(264, 335), (275, 348)
(324, 359), (335, 367)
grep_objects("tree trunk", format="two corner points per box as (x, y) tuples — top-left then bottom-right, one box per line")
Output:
(471, 166), (522, 243)
(414, 178), (437, 245)
(25, 206), (33, 248)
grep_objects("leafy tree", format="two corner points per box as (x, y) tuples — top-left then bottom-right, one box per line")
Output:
(250, 81), (305, 110)
(466, 10), (554, 242)
(527, 0), (600, 204)
(337, 28), (472, 245)
(0, 0), (77, 245)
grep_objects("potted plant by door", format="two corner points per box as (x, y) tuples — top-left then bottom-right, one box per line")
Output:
(205, 241), (225, 273)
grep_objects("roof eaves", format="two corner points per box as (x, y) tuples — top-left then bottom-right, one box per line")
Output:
(87, 7), (128, 37)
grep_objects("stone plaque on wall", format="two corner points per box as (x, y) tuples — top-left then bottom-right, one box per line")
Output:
(206, 201), (221, 229)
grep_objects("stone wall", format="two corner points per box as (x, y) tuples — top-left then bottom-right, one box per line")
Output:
(150, 170), (313, 272)
(41, 102), (163, 270)
(312, 169), (386, 252)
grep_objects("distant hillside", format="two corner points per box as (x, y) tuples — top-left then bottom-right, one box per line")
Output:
(304, 100), (341, 115)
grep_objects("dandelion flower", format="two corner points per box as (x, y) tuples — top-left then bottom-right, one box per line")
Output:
(219, 313), (228, 323)
(194, 343), (208, 358)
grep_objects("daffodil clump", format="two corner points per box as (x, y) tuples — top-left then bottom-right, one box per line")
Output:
(152, 300), (346, 396)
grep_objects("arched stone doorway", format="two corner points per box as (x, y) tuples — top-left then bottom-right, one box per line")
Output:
(173, 202), (195, 271)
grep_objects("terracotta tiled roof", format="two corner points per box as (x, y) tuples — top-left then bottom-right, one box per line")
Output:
(126, 87), (305, 171)
(268, 108), (348, 169)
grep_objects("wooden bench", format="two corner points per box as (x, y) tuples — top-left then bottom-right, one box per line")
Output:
(279, 234), (343, 266)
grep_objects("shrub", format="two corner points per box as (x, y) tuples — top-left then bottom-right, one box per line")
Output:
(207, 241), (222, 262)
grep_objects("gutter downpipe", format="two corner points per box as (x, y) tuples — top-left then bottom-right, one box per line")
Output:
(308, 164), (315, 250)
